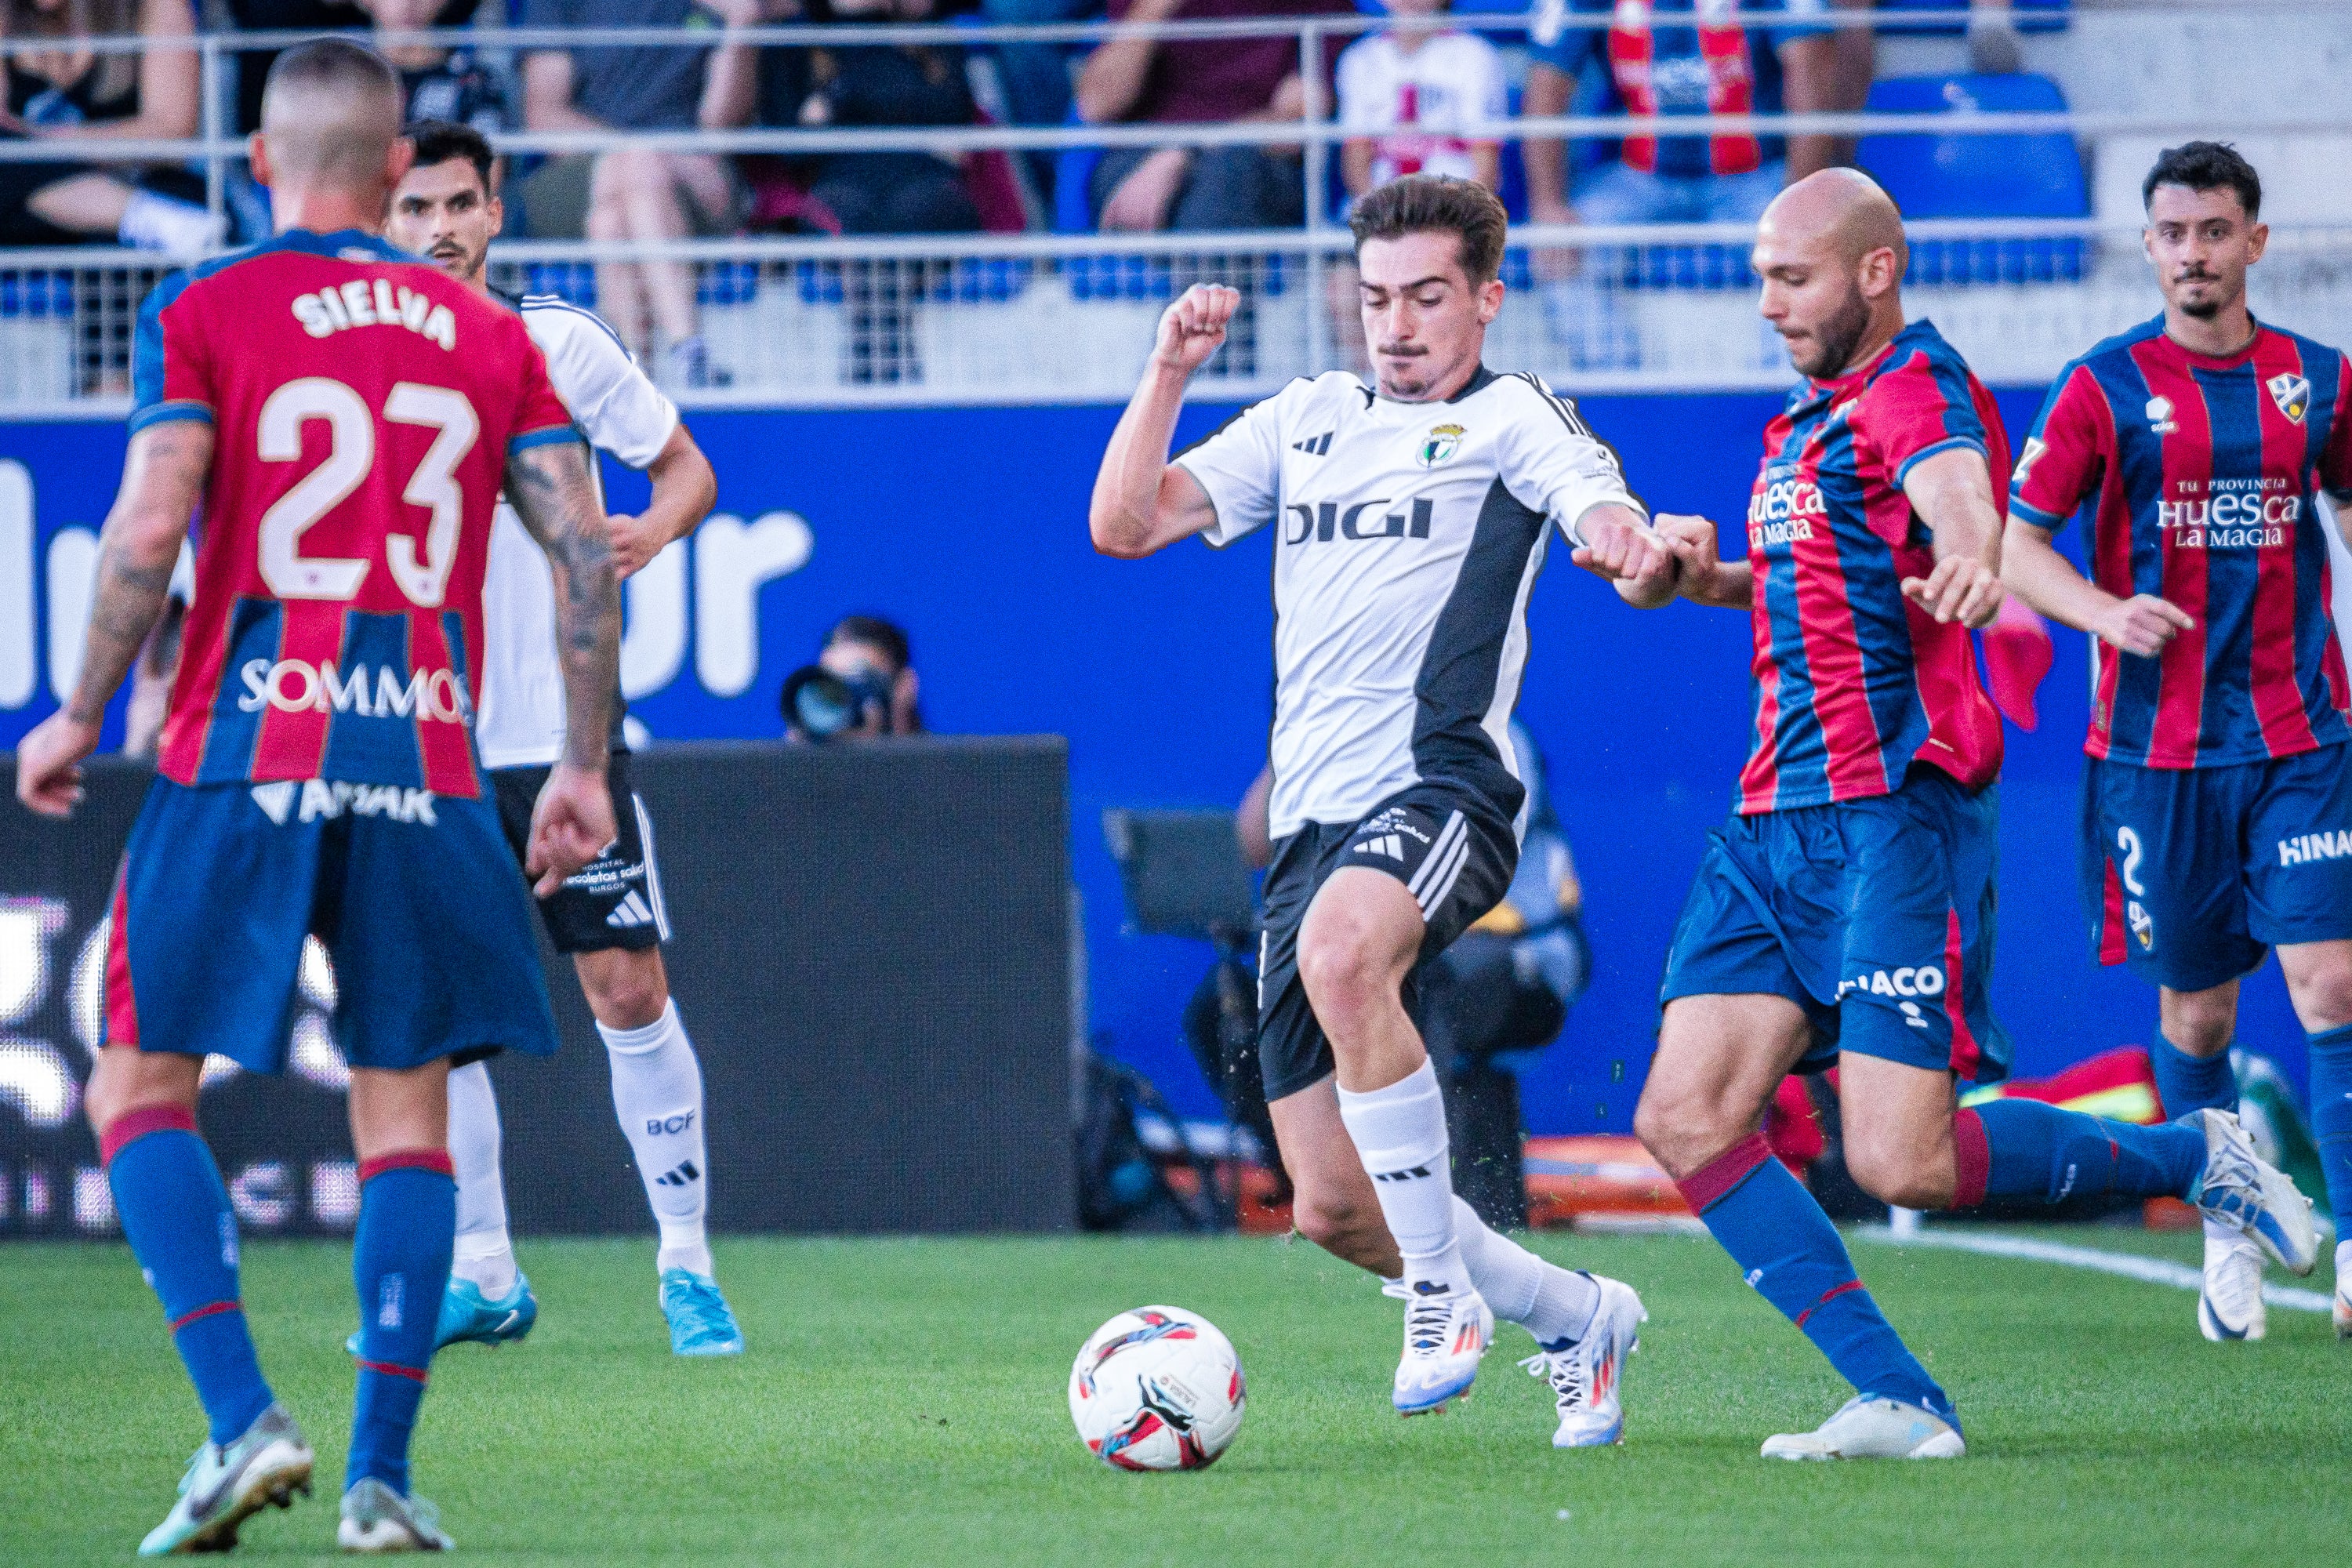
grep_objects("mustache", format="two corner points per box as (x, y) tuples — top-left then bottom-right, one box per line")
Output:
(1377, 342), (1429, 358)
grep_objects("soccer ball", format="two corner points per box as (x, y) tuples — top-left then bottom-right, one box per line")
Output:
(1068, 1305), (1246, 1471)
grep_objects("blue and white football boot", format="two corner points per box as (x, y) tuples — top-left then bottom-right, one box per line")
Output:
(336, 1477), (452, 1552)
(1520, 1273), (1646, 1446)
(661, 1269), (746, 1356)
(2191, 1109), (2318, 1276)
(2335, 1240), (2350, 1341)
(344, 1272), (537, 1357)
(435, 1273), (539, 1349)
(138, 1403), (313, 1556)
(1759, 1396), (1965, 1461)
(1381, 1277), (1492, 1416)
(2198, 1225), (2267, 1341)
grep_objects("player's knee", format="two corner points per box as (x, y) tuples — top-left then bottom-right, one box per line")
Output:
(1842, 1133), (1948, 1211)
(580, 949), (667, 1033)
(1633, 1086), (1737, 1181)
(2159, 989), (2236, 1057)
(2284, 960), (2352, 1033)
(1295, 924), (1385, 1022)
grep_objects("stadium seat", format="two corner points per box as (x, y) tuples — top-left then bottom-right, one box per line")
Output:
(1857, 73), (2088, 285)
(1868, 0), (2069, 34)
(1053, 107), (1103, 234)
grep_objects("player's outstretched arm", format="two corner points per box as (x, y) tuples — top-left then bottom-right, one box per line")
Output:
(504, 437), (622, 893)
(1898, 446), (2006, 629)
(13, 422), (212, 817)
(2002, 517), (2192, 657)
(607, 423), (718, 579)
(1088, 285), (1232, 559)
(1570, 503), (1680, 608)
(1653, 513), (1753, 608)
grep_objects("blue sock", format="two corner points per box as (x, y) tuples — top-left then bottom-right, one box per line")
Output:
(1675, 1134), (1955, 1427)
(103, 1108), (275, 1446)
(2150, 1033), (2237, 1118)
(1954, 1102), (2205, 1207)
(2307, 1022), (2352, 1228)
(347, 1155), (456, 1497)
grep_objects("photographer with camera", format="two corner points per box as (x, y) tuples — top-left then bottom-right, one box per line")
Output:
(781, 615), (925, 742)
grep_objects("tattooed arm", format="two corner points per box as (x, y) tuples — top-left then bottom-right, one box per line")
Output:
(503, 437), (623, 893)
(14, 422), (212, 815)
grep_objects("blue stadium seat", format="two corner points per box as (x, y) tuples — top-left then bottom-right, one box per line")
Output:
(1054, 107), (1103, 234)
(1869, 0), (2069, 34)
(0, 271), (72, 319)
(523, 263), (596, 307)
(1857, 73), (2087, 285)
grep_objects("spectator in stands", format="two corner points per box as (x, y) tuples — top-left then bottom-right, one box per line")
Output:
(1335, 0), (1504, 209)
(787, 0), (983, 233)
(980, 0), (1099, 174)
(358, 0), (512, 136)
(521, 0), (765, 387)
(1520, 0), (1845, 232)
(1073, 0), (1352, 233)
(0, 0), (217, 257)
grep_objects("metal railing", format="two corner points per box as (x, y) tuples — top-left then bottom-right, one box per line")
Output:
(0, 5), (2346, 407)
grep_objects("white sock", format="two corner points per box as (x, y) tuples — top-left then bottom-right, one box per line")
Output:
(448, 1060), (518, 1298)
(1337, 1060), (1468, 1294)
(1454, 1196), (1599, 1347)
(601, 1000), (714, 1279)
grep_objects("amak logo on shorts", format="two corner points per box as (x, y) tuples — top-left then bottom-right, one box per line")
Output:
(237, 658), (472, 724)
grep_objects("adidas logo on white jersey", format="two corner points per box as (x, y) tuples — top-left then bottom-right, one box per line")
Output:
(607, 890), (658, 928)
(1356, 834), (1405, 861)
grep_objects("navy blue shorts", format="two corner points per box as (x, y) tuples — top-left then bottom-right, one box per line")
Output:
(1660, 767), (2010, 1083)
(104, 776), (560, 1073)
(2080, 743), (2352, 994)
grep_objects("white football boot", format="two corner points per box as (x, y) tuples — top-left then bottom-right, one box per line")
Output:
(138, 1403), (313, 1556)
(2190, 1109), (2319, 1275)
(2198, 1222), (2267, 1341)
(336, 1478), (452, 1553)
(1760, 1396), (1965, 1461)
(1520, 1273), (1646, 1447)
(1381, 1278), (1493, 1415)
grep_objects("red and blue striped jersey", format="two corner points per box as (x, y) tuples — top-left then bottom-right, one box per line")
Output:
(130, 228), (578, 800)
(1738, 319), (2008, 815)
(2009, 317), (2352, 769)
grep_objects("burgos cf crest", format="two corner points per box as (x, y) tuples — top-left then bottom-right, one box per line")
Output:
(1417, 423), (1466, 467)
(2268, 372), (2310, 423)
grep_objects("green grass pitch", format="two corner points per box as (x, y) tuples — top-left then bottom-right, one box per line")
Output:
(2, 1228), (2342, 1565)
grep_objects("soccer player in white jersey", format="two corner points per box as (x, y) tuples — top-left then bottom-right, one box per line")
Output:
(1091, 175), (1679, 1442)
(386, 120), (744, 1356)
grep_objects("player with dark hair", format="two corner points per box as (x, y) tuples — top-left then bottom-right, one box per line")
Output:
(385, 118), (743, 1359)
(1639, 169), (2317, 1461)
(2005, 140), (2352, 1340)
(11, 39), (620, 1553)
(1091, 174), (1672, 1446)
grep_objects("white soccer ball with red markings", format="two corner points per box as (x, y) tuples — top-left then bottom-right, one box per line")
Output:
(1068, 1305), (1246, 1471)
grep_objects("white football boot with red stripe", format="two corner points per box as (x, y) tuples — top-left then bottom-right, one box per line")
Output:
(1522, 1273), (1646, 1446)
(1382, 1278), (1493, 1415)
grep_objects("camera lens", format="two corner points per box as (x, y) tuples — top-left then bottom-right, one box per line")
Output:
(781, 664), (891, 740)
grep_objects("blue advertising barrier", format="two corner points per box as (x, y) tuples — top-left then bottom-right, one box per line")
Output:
(0, 392), (2317, 1131)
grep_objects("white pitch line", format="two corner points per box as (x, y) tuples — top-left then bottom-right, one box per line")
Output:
(1853, 1224), (2336, 1314)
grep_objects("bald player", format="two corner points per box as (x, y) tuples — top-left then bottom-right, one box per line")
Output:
(1606, 171), (2316, 1459)
(13, 39), (620, 1552)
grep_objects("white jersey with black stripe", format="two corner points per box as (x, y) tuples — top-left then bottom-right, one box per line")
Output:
(1176, 368), (1641, 841)
(475, 295), (681, 771)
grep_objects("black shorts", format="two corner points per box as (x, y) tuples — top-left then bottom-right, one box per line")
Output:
(491, 752), (670, 955)
(1255, 782), (1517, 1103)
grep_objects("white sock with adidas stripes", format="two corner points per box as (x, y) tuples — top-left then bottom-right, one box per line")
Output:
(601, 1000), (714, 1279)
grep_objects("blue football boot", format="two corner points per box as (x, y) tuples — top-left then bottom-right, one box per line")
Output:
(343, 1272), (537, 1358)
(660, 1268), (745, 1356)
